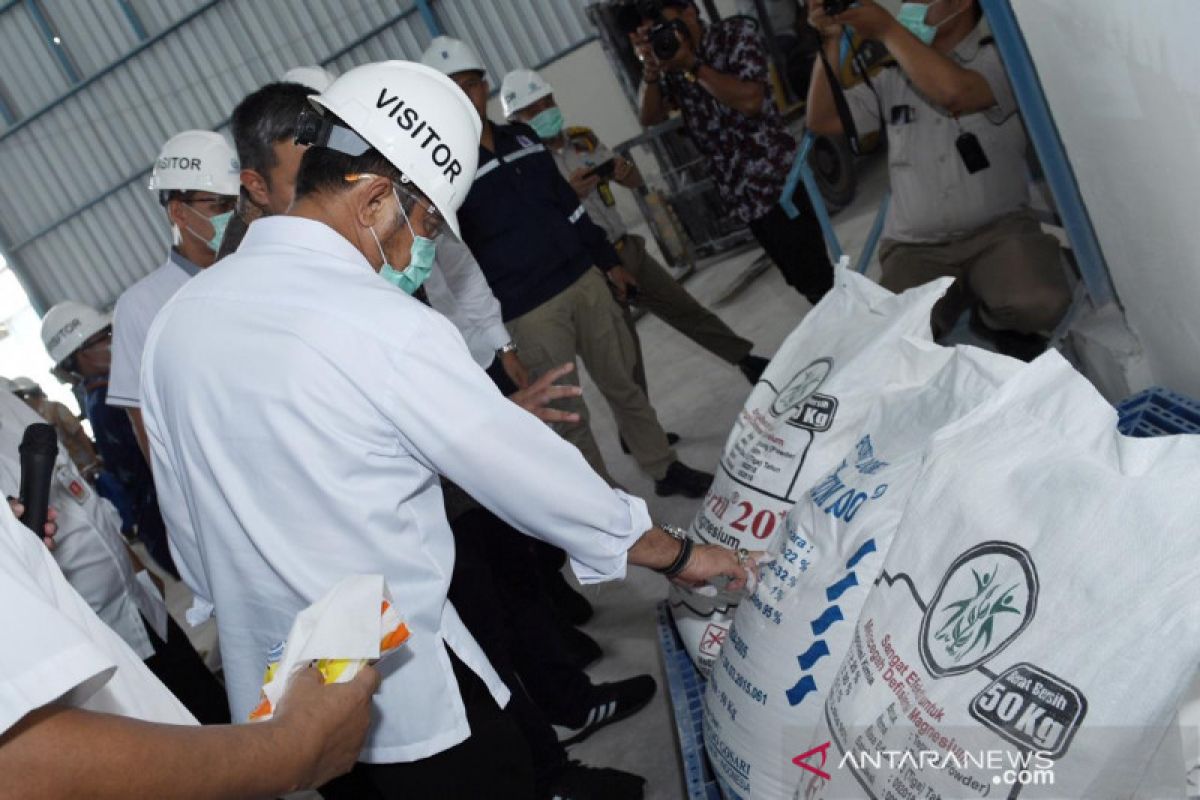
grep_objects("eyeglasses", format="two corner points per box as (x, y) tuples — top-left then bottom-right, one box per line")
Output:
(185, 193), (237, 214)
(345, 173), (445, 239)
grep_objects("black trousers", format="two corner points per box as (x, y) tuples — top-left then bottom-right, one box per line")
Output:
(320, 651), (536, 799)
(142, 615), (230, 724)
(747, 192), (834, 305)
(447, 506), (603, 790)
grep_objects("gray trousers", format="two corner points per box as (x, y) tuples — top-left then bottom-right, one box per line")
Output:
(615, 233), (753, 395)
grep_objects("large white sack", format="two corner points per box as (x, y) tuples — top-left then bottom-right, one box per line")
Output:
(671, 268), (952, 675)
(704, 343), (1023, 799)
(791, 352), (1200, 799)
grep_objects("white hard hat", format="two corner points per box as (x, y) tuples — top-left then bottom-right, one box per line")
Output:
(147, 130), (240, 196)
(0, 376), (15, 393)
(11, 377), (38, 395)
(419, 36), (485, 77)
(41, 301), (112, 366)
(281, 65), (336, 93)
(500, 69), (553, 119)
(308, 61), (482, 238)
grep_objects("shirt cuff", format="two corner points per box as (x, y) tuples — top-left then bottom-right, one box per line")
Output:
(568, 489), (653, 585)
(482, 322), (511, 354)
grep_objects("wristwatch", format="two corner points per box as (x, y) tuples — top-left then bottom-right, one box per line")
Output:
(654, 524), (694, 578)
(682, 58), (703, 83)
(497, 342), (518, 355)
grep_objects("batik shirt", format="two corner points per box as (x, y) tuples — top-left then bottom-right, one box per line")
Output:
(663, 17), (797, 224)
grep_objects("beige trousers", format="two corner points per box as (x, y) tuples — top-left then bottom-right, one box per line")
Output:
(880, 210), (1071, 336)
(506, 267), (676, 483)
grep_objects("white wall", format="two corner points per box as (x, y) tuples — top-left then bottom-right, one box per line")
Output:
(1014, 0), (1200, 398)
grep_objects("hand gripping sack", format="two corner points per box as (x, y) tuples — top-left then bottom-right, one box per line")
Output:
(704, 343), (1023, 799)
(670, 267), (953, 675)
(794, 352), (1200, 799)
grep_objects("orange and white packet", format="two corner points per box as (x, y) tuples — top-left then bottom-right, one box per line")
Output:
(249, 574), (409, 721)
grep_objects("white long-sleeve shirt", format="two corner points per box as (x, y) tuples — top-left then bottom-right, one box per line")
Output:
(423, 235), (510, 369)
(0, 504), (193, 736)
(141, 216), (651, 763)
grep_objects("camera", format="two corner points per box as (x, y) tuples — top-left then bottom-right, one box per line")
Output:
(823, 0), (854, 15)
(615, 0), (687, 61)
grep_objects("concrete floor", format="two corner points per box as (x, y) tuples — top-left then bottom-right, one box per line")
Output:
(566, 156), (892, 798)
(147, 156), (896, 798)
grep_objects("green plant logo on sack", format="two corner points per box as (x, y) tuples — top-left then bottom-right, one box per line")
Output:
(920, 542), (1038, 678)
(770, 358), (833, 417)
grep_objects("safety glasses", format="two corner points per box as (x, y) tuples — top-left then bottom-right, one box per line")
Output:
(345, 173), (444, 239)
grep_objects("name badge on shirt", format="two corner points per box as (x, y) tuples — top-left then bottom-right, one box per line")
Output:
(890, 105), (916, 125)
(55, 464), (90, 506)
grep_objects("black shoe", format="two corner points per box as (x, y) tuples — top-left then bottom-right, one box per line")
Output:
(553, 675), (657, 746)
(654, 460), (713, 498)
(738, 354), (770, 384)
(542, 761), (646, 800)
(548, 572), (594, 626)
(561, 625), (602, 670)
(969, 309), (1049, 363)
(620, 432), (679, 454)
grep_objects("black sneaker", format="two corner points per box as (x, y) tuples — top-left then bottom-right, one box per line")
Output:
(547, 572), (594, 626)
(543, 761), (646, 800)
(654, 461), (713, 498)
(738, 354), (770, 384)
(620, 431), (680, 454)
(553, 675), (657, 746)
(561, 625), (603, 670)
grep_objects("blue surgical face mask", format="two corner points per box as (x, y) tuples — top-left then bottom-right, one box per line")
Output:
(897, 0), (962, 46)
(182, 204), (234, 253)
(370, 189), (437, 295)
(528, 106), (564, 140)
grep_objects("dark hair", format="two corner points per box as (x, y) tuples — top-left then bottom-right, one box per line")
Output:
(231, 82), (316, 176)
(293, 136), (404, 201)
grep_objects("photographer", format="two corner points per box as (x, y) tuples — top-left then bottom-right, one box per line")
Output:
(807, 0), (1070, 358)
(629, 0), (834, 305)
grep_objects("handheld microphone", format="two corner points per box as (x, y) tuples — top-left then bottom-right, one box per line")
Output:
(18, 423), (58, 537)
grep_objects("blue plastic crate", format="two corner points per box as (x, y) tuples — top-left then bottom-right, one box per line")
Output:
(657, 602), (723, 800)
(1116, 387), (1200, 437)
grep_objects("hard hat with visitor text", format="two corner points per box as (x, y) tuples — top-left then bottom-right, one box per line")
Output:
(41, 301), (112, 367)
(500, 69), (553, 119)
(419, 35), (485, 78)
(147, 130), (240, 197)
(306, 61), (482, 238)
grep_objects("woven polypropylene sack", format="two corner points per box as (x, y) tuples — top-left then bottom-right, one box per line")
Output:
(704, 343), (1023, 799)
(670, 268), (952, 675)
(792, 353), (1200, 799)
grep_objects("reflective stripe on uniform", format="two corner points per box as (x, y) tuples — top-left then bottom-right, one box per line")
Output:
(475, 143), (547, 182)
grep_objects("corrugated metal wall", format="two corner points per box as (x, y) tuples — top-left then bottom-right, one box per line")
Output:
(0, 0), (594, 313)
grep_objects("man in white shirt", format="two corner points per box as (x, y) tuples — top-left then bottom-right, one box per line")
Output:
(0, 389), (230, 723)
(0, 499), (379, 799)
(142, 61), (747, 798)
(224, 78), (649, 797)
(227, 79), (532, 390)
(108, 130), (240, 459)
